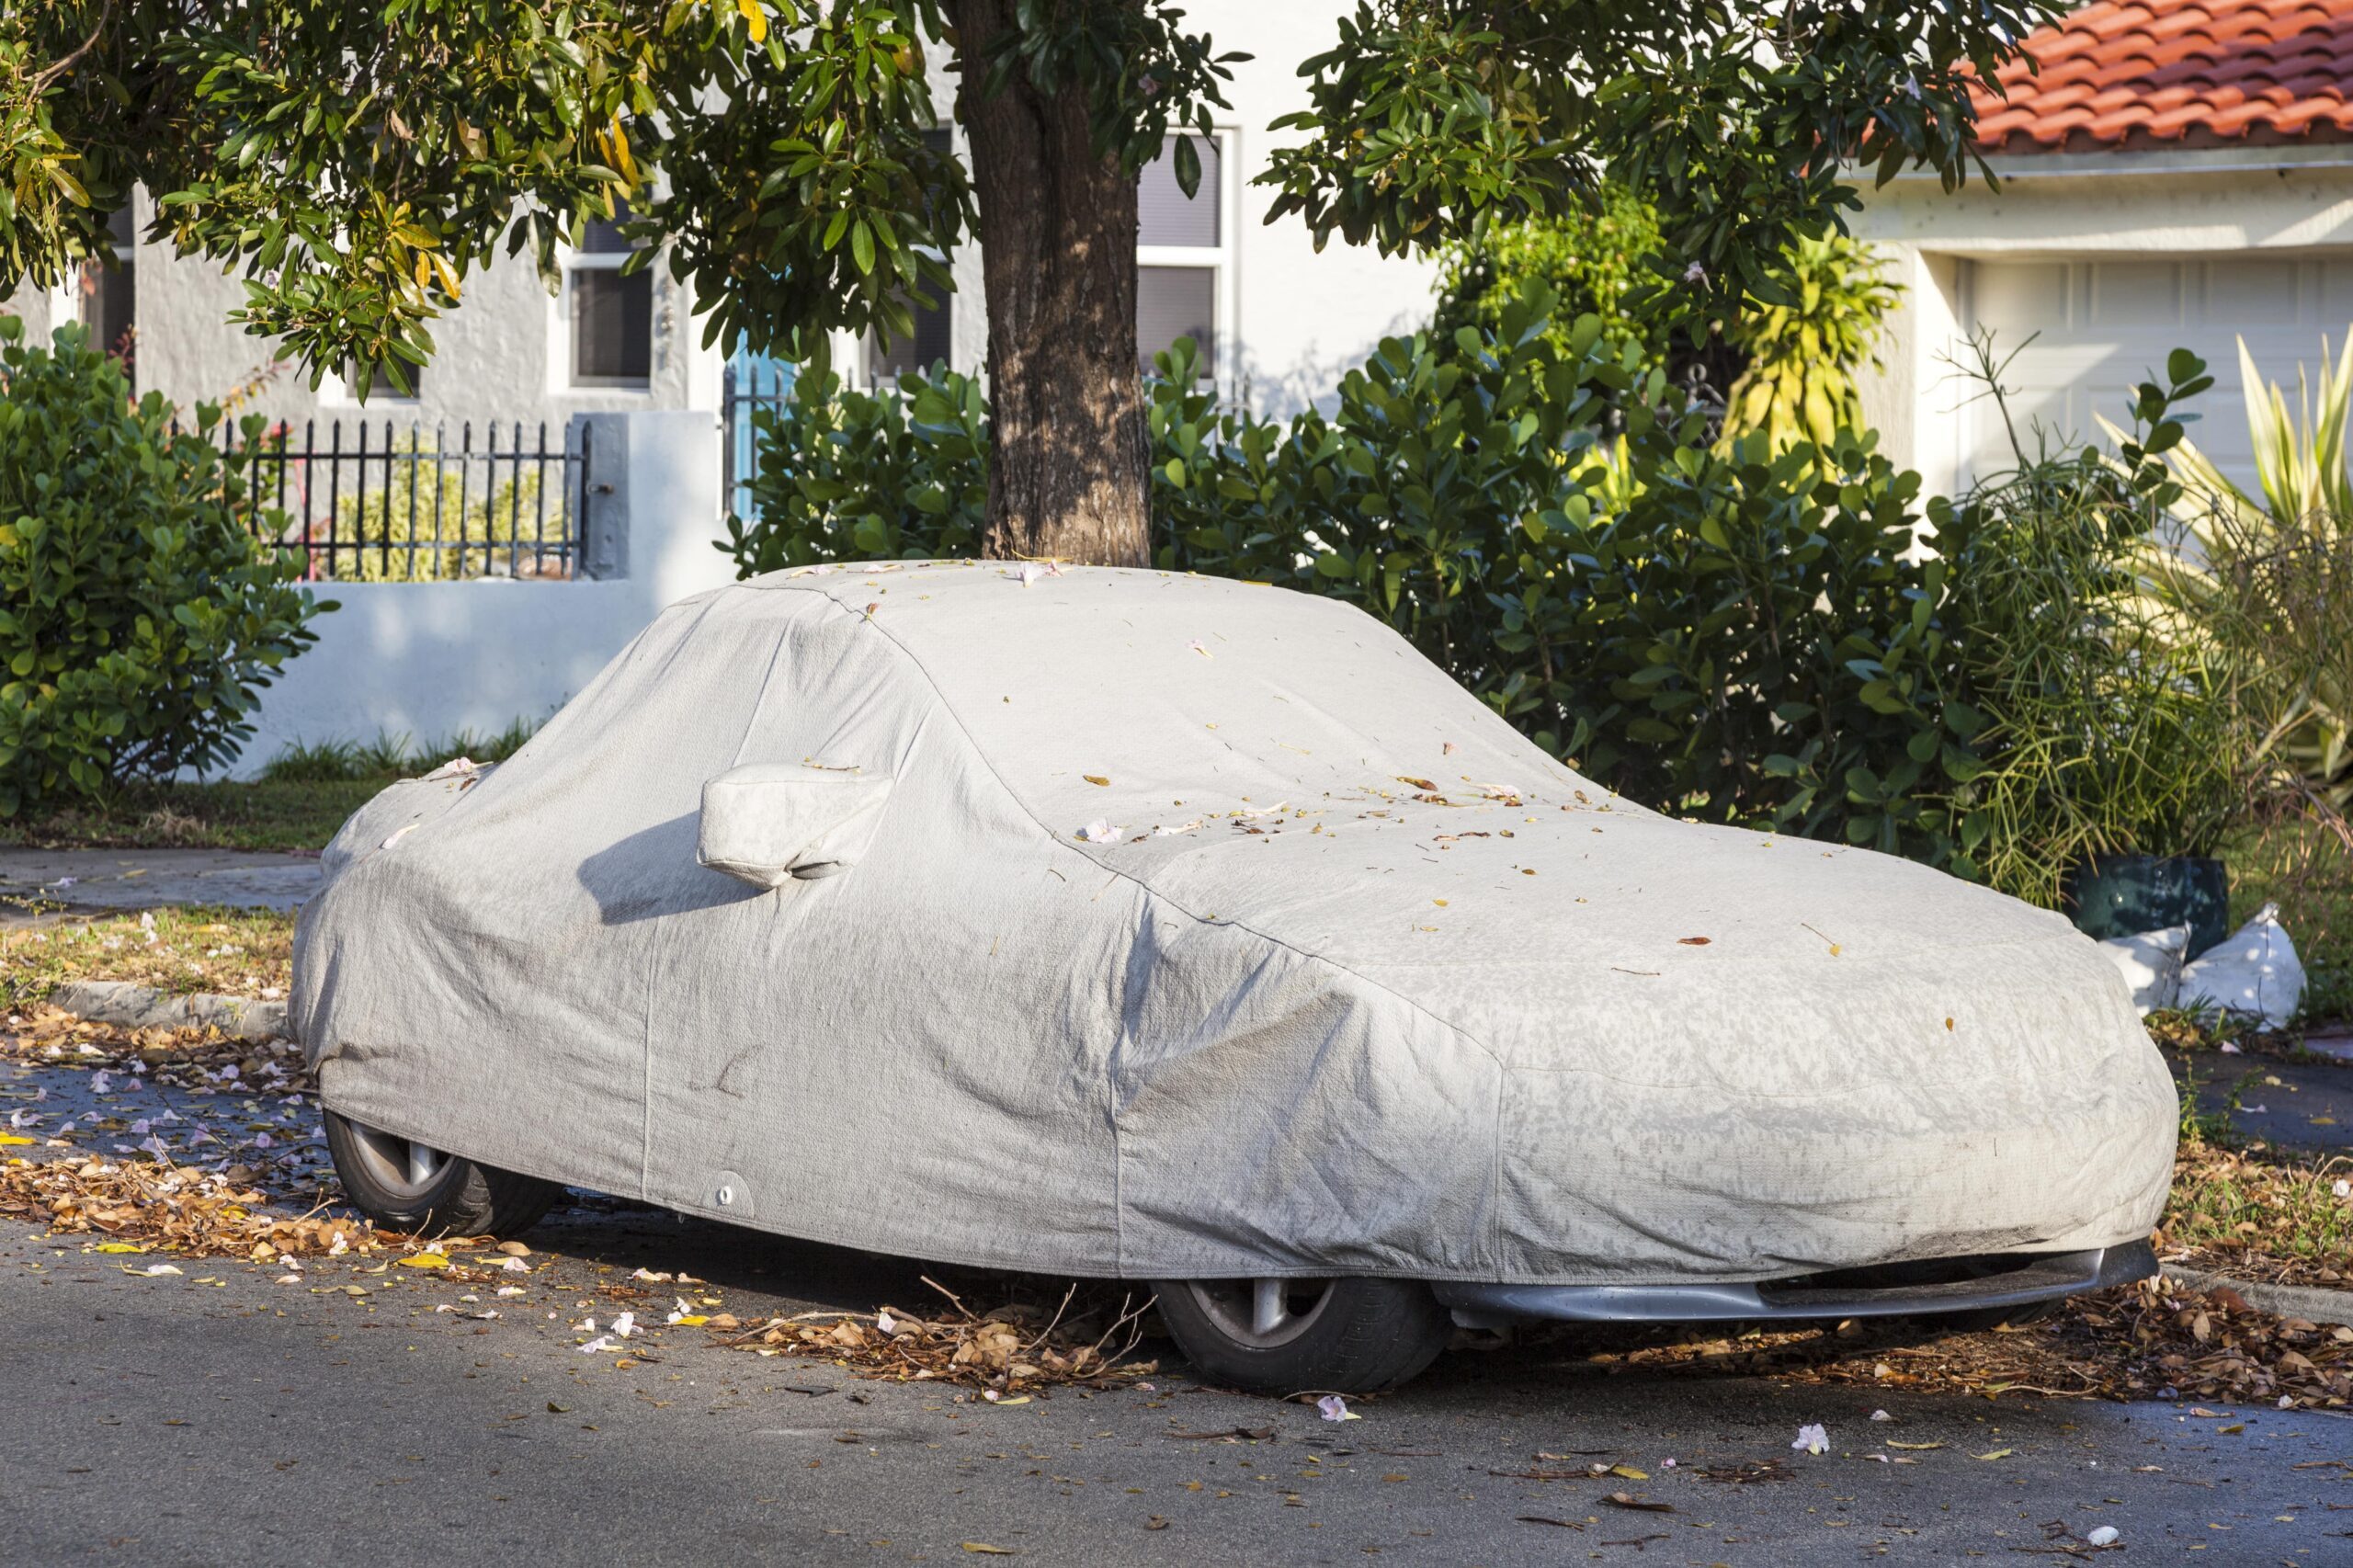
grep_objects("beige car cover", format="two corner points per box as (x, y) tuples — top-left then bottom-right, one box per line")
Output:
(292, 562), (2175, 1285)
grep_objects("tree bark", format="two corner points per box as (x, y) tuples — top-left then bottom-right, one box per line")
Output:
(950, 0), (1151, 567)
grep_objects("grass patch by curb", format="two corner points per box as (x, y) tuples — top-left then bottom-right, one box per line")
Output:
(2159, 1135), (2353, 1290)
(0, 720), (539, 856)
(0, 906), (294, 1012)
(1, 778), (383, 854)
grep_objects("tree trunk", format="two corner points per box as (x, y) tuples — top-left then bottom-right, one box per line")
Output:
(951, 0), (1151, 567)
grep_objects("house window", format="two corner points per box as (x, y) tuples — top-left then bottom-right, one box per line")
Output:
(868, 292), (953, 381)
(81, 204), (135, 380)
(867, 129), (956, 383)
(1136, 134), (1229, 379)
(335, 357), (423, 402)
(568, 212), (653, 387)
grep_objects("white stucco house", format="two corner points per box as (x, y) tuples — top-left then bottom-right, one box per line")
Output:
(4, 2), (1435, 444)
(1858, 0), (2353, 501)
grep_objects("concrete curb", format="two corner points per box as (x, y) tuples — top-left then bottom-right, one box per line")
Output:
(48, 980), (290, 1044)
(2161, 1264), (2353, 1328)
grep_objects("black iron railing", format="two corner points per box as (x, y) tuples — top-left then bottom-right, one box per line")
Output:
(208, 418), (590, 582)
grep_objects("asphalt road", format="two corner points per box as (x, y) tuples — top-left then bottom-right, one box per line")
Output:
(0, 849), (323, 926)
(7, 1189), (2353, 1568)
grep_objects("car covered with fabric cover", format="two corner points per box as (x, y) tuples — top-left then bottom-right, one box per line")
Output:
(293, 562), (2174, 1392)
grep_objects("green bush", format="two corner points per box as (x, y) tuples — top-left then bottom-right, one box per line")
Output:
(1430, 183), (1665, 357)
(0, 321), (330, 815)
(1932, 345), (2250, 904)
(1720, 233), (1901, 454)
(723, 368), (988, 573)
(2129, 335), (2353, 814)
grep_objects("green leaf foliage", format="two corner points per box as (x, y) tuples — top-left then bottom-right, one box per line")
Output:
(0, 2), (2050, 405)
(0, 321), (329, 817)
(1434, 184), (1901, 457)
(724, 361), (990, 572)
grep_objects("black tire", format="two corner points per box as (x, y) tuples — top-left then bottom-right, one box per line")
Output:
(1153, 1277), (1452, 1395)
(323, 1107), (563, 1236)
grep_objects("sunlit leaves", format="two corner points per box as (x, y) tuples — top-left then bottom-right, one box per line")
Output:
(1261, 0), (2064, 324)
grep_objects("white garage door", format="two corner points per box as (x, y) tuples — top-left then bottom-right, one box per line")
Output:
(1962, 256), (2353, 492)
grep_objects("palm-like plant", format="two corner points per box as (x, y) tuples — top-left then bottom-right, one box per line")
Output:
(2111, 335), (2353, 810)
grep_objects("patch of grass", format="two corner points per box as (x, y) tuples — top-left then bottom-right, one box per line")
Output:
(256, 738), (369, 784)
(0, 905), (294, 1010)
(0, 777), (384, 853)
(3, 718), (540, 853)
(259, 720), (540, 784)
(2160, 1133), (2353, 1288)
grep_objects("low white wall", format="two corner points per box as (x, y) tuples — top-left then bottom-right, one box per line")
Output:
(238, 578), (653, 771)
(229, 410), (732, 778)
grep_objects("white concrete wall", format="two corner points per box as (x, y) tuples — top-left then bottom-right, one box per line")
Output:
(1206, 4), (1443, 414)
(1853, 248), (1968, 505)
(230, 411), (731, 778)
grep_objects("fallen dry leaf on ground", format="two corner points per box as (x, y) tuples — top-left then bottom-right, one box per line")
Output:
(1545, 1277), (2353, 1408)
(0, 1153), (415, 1260)
(718, 1278), (1158, 1395)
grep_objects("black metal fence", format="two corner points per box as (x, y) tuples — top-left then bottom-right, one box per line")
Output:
(205, 418), (589, 582)
(722, 360), (795, 518)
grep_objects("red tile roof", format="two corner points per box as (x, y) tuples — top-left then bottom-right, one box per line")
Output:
(1972, 1), (2353, 153)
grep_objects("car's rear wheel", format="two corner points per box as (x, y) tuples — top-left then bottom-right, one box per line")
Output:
(323, 1108), (562, 1236)
(1153, 1277), (1452, 1394)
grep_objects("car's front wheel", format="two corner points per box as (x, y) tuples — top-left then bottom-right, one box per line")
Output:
(1153, 1277), (1452, 1395)
(323, 1108), (562, 1236)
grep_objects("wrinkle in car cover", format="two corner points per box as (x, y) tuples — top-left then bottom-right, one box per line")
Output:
(291, 563), (2175, 1285)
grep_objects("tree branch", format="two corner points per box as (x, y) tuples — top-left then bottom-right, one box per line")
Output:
(28, 1), (111, 98)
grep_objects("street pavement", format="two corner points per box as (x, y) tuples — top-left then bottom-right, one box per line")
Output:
(2177, 1045), (2353, 1154)
(0, 849), (323, 926)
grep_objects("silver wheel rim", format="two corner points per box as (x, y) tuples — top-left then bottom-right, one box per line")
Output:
(344, 1119), (449, 1200)
(1183, 1278), (1339, 1349)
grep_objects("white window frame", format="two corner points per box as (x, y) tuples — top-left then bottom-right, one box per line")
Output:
(550, 241), (656, 394)
(52, 208), (137, 364)
(1137, 126), (1239, 391)
(856, 125), (961, 390)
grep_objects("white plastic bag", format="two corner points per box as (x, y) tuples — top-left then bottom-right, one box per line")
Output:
(2178, 903), (2304, 1030)
(2097, 924), (2190, 1016)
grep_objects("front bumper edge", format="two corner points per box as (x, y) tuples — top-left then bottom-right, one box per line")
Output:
(1432, 1240), (2160, 1329)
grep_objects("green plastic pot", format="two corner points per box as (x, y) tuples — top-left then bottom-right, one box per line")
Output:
(2060, 854), (2229, 959)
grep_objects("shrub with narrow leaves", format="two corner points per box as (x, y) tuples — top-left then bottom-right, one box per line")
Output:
(0, 320), (330, 814)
